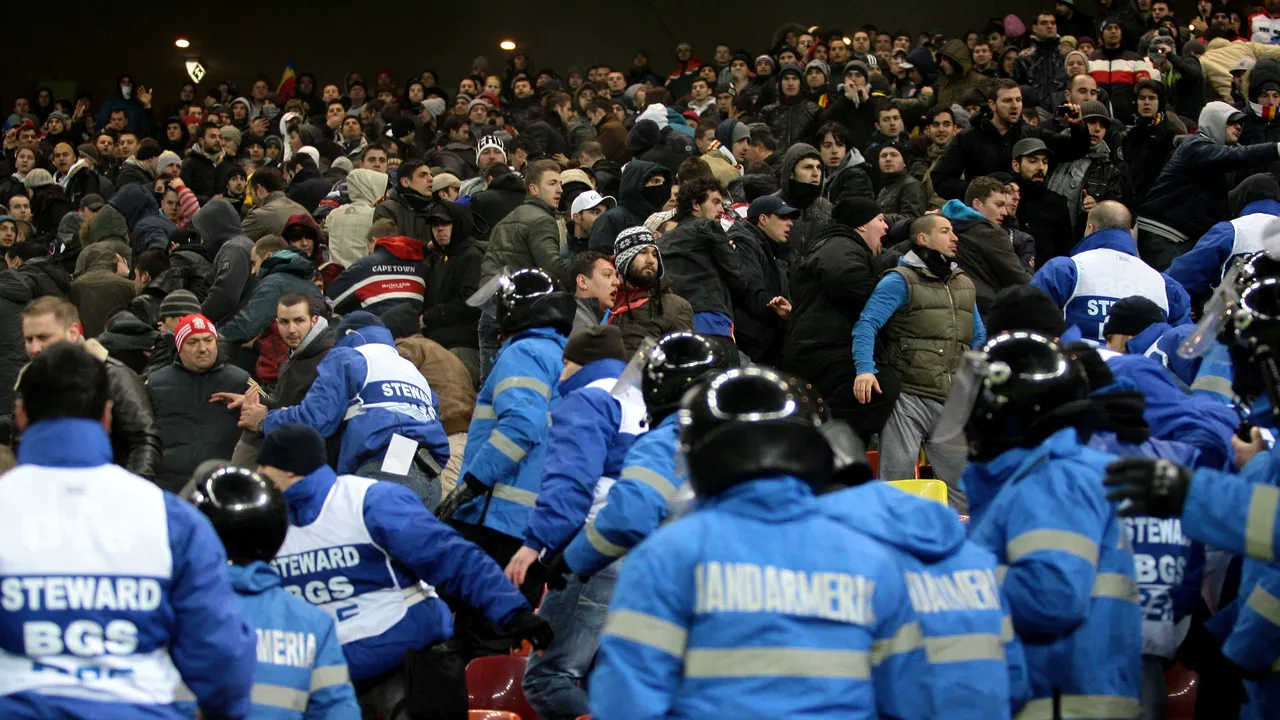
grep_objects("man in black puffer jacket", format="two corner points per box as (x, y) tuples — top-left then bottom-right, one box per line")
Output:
(1121, 79), (1187, 209)
(760, 64), (820, 149)
(469, 165), (528, 241)
(727, 196), (797, 365)
(588, 160), (671, 254)
(422, 201), (485, 382)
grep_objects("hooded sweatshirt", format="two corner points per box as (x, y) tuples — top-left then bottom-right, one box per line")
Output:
(822, 482), (1030, 718)
(219, 249), (321, 343)
(777, 143), (834, 256)
(588, 160), (671, 254)
(327, 236), (426, 316)
(109, 183), (178, 257)
(195, 199), (256, 324)
(325, 168), (388, 268)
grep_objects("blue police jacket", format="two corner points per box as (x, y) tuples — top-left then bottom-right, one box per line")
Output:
(522, 357), (645, 554)
(1166, 199), (1280, 295)
(176, 562), (359, 719)
(1128, 323), (1236, 403)
(1030, 228), (1191, 343)
(264, 324), (451, 474)
(0, 418), (256, 720)
(278, 464), (528, 682)
(822, 482), (1030, 719)
(589, 475), (935, 720)
(1099, 349), (1238, 471)
(563, 413), (684, 577)
(454, 326), (567, 540)
(964, 428), (1143, 719)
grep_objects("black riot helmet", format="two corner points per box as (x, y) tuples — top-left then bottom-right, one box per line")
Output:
(642, 333), (733, 423)
(185, 463), (289, 565)
(678, 366), (834, 495)
(495, 268), (577, 337)
(1225, 278), (1280, 415)
(935, 332), (1092, 462)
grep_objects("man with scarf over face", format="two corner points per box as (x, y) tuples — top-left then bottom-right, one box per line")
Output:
(852, 214), (985, 512)
(775, 143), (832, 256)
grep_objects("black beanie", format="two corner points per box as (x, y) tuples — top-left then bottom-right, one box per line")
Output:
(258, 422), (328, 476)
(564, 325), (628, 365)
(1103, 296), (1167, 337)
(832, 197), (883, 229)
(987, 285), (1066, 338)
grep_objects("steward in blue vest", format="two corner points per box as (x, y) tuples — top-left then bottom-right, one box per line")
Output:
(444, 267), (577, 660)
(1030, 206), (1191, 343)
(560, 332), (733, 578)
(263, 311), (451, 475)
(943, 332), (1142, 719)
(254, 423), (551, 690)
(591, 367), (935, 720)
(1166, 173), (1280, 296)
(182, 462), (359, 720)
(0, 344), (256, 720)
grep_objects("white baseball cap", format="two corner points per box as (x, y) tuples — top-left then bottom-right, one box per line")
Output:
(571, 190), (616, 216)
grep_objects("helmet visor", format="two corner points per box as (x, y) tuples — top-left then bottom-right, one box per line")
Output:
(1179, 261), (1244, 359)
(466, 271), (511, 314)
(930, 351), (993, 444)
(611, 337), (658, 399)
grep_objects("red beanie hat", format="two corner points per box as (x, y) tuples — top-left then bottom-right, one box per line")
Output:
(174, 314), (218, 352)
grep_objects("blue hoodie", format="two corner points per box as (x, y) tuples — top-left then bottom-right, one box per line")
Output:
(822, 482), (1029, 718)
(1030, 228), (1191, 342)
(176, 561), (359, 719)
(109, 183), (179, 258)
(1166, 198), (1280, 295)
(263, 323), (451, 473)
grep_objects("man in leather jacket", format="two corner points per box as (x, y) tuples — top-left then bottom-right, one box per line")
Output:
(18, 296), (161, 478)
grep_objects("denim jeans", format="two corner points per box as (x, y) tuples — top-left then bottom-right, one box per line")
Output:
(355, 459), (442, 514)
(477, 310), (501, 387)
(522, 561), (620, 720)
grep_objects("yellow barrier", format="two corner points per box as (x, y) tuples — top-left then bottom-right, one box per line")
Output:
(887, 479), (949, 506)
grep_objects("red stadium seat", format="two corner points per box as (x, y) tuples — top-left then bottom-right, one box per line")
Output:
(1164, 662), (1198, 720)
(866, 450), (879, 476)
(466, 655), (539, 720)
(470, 711), (521, 720)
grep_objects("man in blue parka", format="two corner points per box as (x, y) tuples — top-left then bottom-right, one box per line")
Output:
(1166, 173), (1280, 296)
(1030, 201), (1191, 344)
(821, 481), (1030, 719)
(447, 267), (577, 660)
(254, 423), (551, 717)
(183, 462), (360, 720)
(946, 332), (1142, 719)
(561, 332), (732, 578)
(260, 311), (451, 505)
(589, 367), (935, 720)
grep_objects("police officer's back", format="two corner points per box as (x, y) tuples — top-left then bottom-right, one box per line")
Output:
(589, 367), (934, 720)
(0, 343), (256, 719)
(185, 462), (359, 719)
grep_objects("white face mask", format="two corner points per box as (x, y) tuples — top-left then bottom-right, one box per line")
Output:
(121, 85), (133, 100)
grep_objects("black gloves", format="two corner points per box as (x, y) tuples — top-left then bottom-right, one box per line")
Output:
(463, 472), (489, 496)
(1104, 458), (1192, 517)
(542, 554), (572, 591)
(504, 609), (554, 651)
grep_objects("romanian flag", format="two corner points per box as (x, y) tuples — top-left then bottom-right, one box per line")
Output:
(276, 63), (297, 103)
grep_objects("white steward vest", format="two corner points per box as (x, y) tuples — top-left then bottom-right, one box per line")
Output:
(1220, 213), (1273, 281)
(586, 379), (648, 523)
(272, 475), (433, 645)
(343, 344), (439, 424)
(0, 464), (182, 703)
(1066, 248), (1169, 341)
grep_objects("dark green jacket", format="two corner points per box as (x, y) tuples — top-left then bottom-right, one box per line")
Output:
(479, 196), (569, 287)
(883, 259), (976, 402)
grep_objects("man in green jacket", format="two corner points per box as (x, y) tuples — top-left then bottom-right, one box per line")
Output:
(477, 160), (570, 381)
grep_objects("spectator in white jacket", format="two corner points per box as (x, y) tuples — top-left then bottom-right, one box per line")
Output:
(324, 168), (388, 267)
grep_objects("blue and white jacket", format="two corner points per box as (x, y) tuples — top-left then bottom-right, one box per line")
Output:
(590, 476), (935, 720)
(264, 324), (450, 474)
(1030, 228), (1191, 343)
(1166, 199), (1280, 295)
(522, 358), (647, 555)
(964, 428), (1142, 720)
(822, 482), (1030, 719)
(563, 413), (684, 577)
(277, 465), (528, 682)
(0, 419), (256, 720)
(176, 562), (358, 719)
(454, 326), (567, 541)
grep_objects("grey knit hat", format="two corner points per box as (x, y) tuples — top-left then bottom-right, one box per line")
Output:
(159, 290), (202, 320)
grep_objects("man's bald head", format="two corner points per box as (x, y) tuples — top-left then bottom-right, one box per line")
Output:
(910, 214), (946, 243)
(1086, 200), (1132, 234)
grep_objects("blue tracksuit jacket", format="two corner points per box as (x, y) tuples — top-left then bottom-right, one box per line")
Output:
(1030, 228), (1191, 343)
(522, 357), (644, 554)
(589, 475), (935, 720)
(0, 418), (256, 720)
(964, 428), (1143, 720)
(176, 562), (359, 719)
(264, 324), (451, 473)
(1166, 199), (1280, 295)
(563, 413), (684, 577)
(454, 326), (567, 540)
(1099, 349), (1238, 471)
(279, 465), (528, 681)
(822, 482), (1030, 719)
